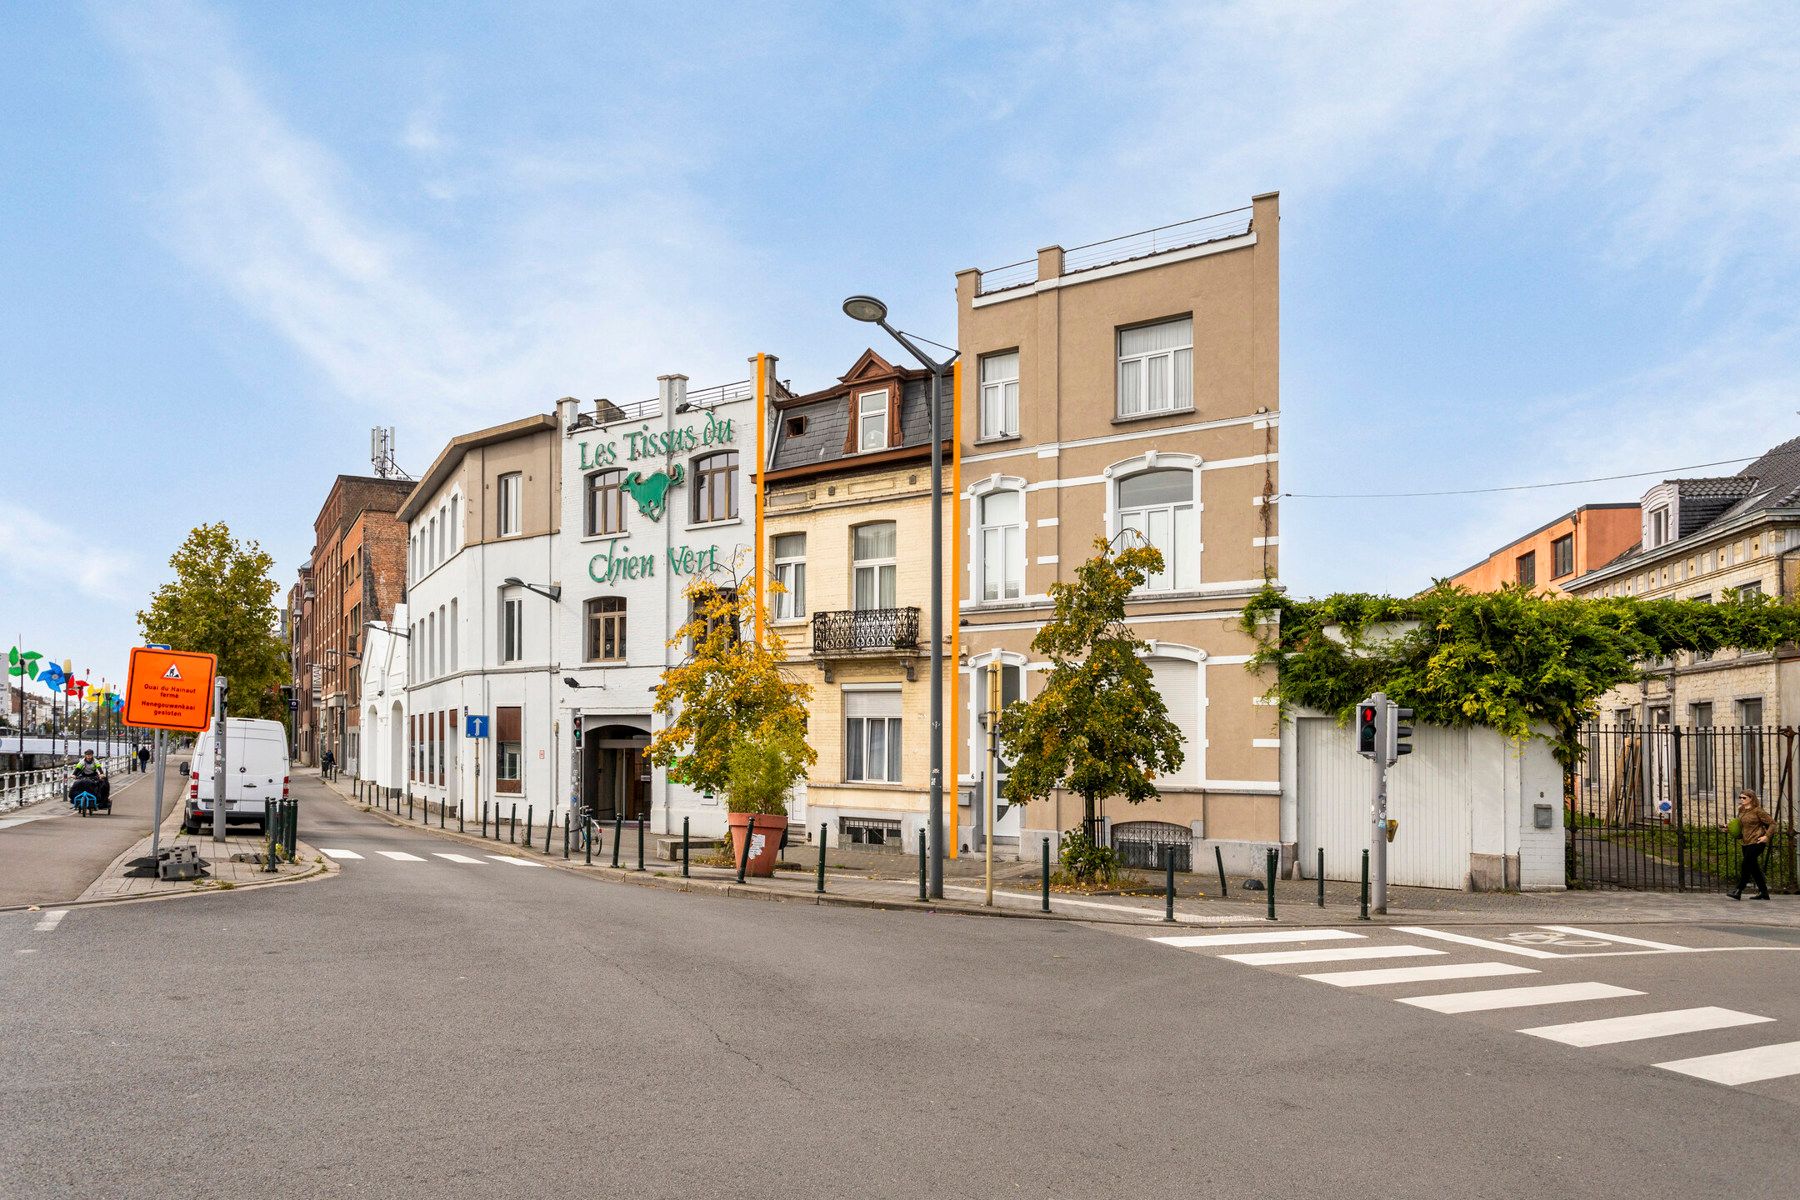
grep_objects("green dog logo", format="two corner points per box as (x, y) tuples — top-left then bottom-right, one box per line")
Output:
(620, 465), (685, 521)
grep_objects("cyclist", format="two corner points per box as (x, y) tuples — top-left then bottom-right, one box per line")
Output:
(70, 750), (110, 810)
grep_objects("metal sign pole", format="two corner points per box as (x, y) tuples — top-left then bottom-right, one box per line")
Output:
(212, 677), (228, 845)
(1370, 690), (1389, 915)
(150, 729), (166, 864)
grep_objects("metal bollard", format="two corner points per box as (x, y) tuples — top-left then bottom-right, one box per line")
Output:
(682, 817), (691, 878)
(509, 803), (517, 844)
(481, 801), (488, 838)
(1215, 844), (1228, 899)
(1164, 852), (1176, 923)
(585, 819), (594, 866)
(815, 822), (826, 894)
(1265, 848), (1277, 921)
(525, 805), (533, 848)
(545, 813), (552, 855)
(264, 808), (279, 872)
(611, 814), (623, 868)
(1360, 849), (1371, 921)
(440, 797), (445, 829)
(1041, 837), (1051, 913)
(563, 819), (570, 860)
(1317, 847), (1325, 908)
(736, 825), (752, 884)
(636, 816), (645, 872)
(458, 802), (463, 834)
(918, 835), (927, 902)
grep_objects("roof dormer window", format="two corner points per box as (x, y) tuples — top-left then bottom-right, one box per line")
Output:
(1650, 506), (1671, 548)
(856, 389), (888, 452)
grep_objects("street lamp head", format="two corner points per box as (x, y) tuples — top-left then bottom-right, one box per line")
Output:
(563, 676), (580, 689)
(502, 576), (523, 588)
(842, 295), (888, 324)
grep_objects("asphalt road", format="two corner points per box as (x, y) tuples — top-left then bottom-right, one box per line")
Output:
(0, 758), (175, 908)
(3, 772), (1798, 1199)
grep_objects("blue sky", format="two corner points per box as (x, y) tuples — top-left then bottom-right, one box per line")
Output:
(3, 0), (1798, 693)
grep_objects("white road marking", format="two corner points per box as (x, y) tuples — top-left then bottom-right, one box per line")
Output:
(1656, 1040), (1800, 1085)
(944, 884), (1257, 924)
(434, 853), (484, 864)
(1222, 944), (1443, 967)
(1535, 925), (1688, 951)
(319, 848), (364, 860)
(1153, 929), (1365, 949)
(1400, 982), (1642, 1014)
(1393, 926), (1562, 960)
(33, 910), (67, 933)
(486, 855), (541, 867)
(1523, 1007), (1772, 1047)
(1303, 962), (1540, 988)
(376, 851), (426, 862)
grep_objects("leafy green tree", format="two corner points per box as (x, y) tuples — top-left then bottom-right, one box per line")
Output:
(647, 578), (816, 803)
(997, 538), (1186, 875)
(138, 523), (288, 720)
(1241, 581), (1800, 765)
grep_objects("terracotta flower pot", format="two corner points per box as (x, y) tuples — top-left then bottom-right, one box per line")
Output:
(727, 811), (787, 877)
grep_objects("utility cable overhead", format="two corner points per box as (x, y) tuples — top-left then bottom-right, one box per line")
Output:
(1283, 454), (1775, 500)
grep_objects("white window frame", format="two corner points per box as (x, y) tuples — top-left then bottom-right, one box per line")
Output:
(857, 389), (889, 453)
(977, 489), (1025, 602)
(844, 688), (903, 783)
(852, 522), (897, 611)
(1105, 453), (1201, 593)
(1116, 316), (1194, 418)
(772, 533), (807, 621)
(499, 596), (524, 664)
(978, 351), (1019, 440)
(1650, 506), (1671, 548)
(497, 472), (523, 538)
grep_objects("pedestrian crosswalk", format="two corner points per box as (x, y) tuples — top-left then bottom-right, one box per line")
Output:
(320, 847), (542, 869)
(1151, 924), (1800, 1092)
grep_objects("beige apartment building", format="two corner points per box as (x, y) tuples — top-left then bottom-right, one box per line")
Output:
(954, 192), (1281, 871)
(1569, 436), (1800, 733)
(761, 351), (955, 850)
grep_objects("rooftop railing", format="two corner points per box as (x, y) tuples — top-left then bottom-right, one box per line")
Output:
(587, 379), (758, 427)
(975, 206), (1255, 296)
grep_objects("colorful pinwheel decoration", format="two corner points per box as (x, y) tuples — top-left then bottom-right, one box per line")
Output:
(38, 661), (68, 694)
(109, 693), (124, 714)
(68, 677), (89, 701)
(6, 646), (41, 680)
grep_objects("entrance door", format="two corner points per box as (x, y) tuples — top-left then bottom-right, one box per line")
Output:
(584, 726), (651, 821)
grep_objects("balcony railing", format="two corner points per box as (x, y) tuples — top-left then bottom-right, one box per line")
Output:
(811, 608), (920, 656)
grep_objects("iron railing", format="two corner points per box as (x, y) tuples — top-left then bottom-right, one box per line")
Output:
(810, 608), (920, 656)
(588, 379), (757, 426)
(1569, 723), (1797, 893)
(974, 206), (1255, 296)
(1111, 821), (1193, 872)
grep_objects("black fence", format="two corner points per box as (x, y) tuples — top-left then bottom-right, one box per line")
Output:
(811, 608), (920, 655)
(1111, 821), (1193, 873)
(1570, 724), (1798, 893)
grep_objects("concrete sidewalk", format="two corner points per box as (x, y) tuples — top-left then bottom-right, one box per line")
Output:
(73, 792), (330, 904)
(322, 773), (1800, 929)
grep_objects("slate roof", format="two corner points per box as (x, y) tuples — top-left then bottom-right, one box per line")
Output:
(1594, 435), (1800, 575)
(767, 353), (952, 476)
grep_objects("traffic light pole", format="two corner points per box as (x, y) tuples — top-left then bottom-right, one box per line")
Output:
(1368, 691), (1390, 915)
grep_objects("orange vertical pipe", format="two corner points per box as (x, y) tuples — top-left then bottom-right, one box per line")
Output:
(753, 352), (767, 645)
(947, 359), (962, 859)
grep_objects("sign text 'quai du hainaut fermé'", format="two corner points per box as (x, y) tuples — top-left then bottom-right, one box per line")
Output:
(581, 409), (738, 586)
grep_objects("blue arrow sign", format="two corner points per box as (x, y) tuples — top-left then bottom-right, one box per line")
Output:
(465, 714), (490, 738)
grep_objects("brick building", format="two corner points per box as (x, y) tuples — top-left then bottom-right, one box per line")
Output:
(300, 476), (411, 771)
(1447, 503), (1640, 594)
(287, 561), (316, 762)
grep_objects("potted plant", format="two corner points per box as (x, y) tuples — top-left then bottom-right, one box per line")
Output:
(724, 729), (806, 877)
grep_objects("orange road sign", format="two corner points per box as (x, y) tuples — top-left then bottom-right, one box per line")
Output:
(123, 647), (218, 732)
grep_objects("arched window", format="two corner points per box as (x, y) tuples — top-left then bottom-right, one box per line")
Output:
(978, 490), (1025, 601)
(1117, 468), (1197, 590)
(586, 469), (627, 536)
(691, 452), (739, 524)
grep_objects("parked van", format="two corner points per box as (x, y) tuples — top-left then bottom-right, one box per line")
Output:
(184, 719), (290, 834)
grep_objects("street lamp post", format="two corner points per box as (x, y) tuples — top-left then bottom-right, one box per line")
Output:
(842, 294), (958, 900)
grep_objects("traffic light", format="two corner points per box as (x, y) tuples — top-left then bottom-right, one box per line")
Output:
(1386, 705), (1414, 765)
(571, 714), (582, 749)
(1357, 702), (1379, 758)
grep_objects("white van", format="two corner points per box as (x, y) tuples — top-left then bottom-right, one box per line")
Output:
(184, 719), (291, 834)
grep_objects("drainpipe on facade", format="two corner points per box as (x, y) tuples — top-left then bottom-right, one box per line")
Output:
(659, 373), (683, 836)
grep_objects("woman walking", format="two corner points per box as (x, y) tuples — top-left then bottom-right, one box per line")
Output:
(1727, 790), (1775, 901)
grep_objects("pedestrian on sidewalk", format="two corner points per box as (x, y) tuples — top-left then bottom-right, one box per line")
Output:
(321, 748), (336, 781)
(137, 745), (151, 773)
(1727, 790), (1775, 901)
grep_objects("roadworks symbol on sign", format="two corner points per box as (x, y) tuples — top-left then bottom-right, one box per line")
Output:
(163, 665), (182, 679)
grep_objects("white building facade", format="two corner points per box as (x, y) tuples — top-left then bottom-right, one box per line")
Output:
(357, 603), (409, 796)
(553, 372), (759, 839)
(399, 414), (565, 825)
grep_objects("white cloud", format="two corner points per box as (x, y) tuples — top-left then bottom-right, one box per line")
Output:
(91, 0), (766, 453)
(0, 502), (138, 604)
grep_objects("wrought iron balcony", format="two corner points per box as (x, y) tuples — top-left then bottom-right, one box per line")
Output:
(810, 608), (921, 658)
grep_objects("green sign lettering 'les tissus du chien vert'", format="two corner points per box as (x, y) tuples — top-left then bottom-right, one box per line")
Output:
(582, 409), (736, 585)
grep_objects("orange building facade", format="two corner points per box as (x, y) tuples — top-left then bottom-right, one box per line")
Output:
(1448, 503), (1641, 594)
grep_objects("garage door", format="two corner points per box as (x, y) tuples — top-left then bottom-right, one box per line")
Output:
(1296, 716), (1473, 890)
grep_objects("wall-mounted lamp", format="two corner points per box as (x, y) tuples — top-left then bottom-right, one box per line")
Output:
(504, 577), (562, 603)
